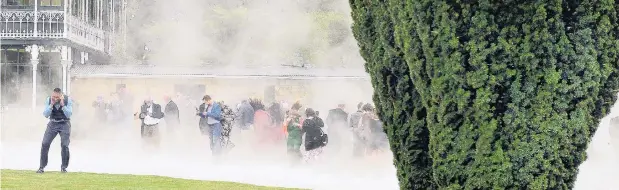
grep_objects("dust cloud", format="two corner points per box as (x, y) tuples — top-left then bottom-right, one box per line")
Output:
(0, 108), (398, 189)
(574, 95), (619, 190)
(1, 0), (397, 190)
(6, 0), (617, 189)
(120, 0), (363, 68)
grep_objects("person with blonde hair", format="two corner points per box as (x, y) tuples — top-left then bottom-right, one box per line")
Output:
(358, 103), (386, 156)
(349, 102), (365, 157)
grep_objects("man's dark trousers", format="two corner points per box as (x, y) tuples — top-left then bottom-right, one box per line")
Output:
(40, 121), (71, 169)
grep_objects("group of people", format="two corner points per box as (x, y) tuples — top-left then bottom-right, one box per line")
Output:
(36, 87), (388, 173)
(91, 89), (135, 125)
(348, 103), (388, 157)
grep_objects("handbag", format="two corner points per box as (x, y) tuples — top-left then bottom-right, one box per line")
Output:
(319, 127), (329, 146)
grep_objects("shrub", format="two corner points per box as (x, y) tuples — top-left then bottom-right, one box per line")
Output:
(350, 1), (619, 189)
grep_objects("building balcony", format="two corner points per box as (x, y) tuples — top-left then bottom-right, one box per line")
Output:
(1, 9), (106, 52)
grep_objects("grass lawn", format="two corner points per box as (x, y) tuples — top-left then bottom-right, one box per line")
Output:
(1, 170), (302, 190)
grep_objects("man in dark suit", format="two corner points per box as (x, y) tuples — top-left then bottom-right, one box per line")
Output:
(326, 103), (349, 153)
(135, 97), (165, 144)
(163, 96), (180, 133)
(327, 103), (349, 127)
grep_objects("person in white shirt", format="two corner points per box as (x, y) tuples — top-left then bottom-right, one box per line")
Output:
(135, 97), (165, 144)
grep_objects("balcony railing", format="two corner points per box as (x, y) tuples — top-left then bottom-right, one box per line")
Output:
(0, 10), (105, 52)
(65, 15), (105, 51)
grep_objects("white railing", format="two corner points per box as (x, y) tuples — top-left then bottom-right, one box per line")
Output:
(36, 11), (65, 38)
(1, 10), (105, 52)
(65, 14), (105, 51)
(1, 10), (37, 38)
(0, 10), (64, 38)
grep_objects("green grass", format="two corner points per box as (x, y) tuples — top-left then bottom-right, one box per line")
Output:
(1, 170), (302, 190)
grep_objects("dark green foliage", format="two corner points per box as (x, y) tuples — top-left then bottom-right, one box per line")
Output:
(350, 1), (434, 189)
(349, 0), (619, 189)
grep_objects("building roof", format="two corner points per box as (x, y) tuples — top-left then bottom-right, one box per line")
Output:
(70, 64), (370, 80)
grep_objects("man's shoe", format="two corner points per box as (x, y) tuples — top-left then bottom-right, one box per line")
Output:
(61, 168), (67, 173)
(36, 168), (44, 173)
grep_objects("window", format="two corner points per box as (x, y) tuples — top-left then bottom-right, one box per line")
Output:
(40, 0), (61, 6)
(174, 84), (206, 100)
(71, 0), (80, 16)
(1, 47), (30, 64)
(264, 85), (276, 104)
(88, 0), (96, 24)
(2, 0), (34, 6)
(102, 0), (109, 28)
(194, 85), (206, 97)
(116, 84), (126, 92)
(174, 84), (187, 95)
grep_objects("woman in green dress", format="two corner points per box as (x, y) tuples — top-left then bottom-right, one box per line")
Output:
(285, 102), (303, 162)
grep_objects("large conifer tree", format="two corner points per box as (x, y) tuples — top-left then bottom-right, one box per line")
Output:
(350, 0), (619, 189)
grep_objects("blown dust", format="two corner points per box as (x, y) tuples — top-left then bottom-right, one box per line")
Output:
(2, 0), (619, 189)
(5, 95), (619, 190)
(1, 0), (398, 189)
(0, 106), (398, 190)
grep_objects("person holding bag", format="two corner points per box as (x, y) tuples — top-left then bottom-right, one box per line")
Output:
(301, 108), (328, 163)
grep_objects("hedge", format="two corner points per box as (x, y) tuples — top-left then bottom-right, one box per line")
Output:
(350, 0), (619, 189)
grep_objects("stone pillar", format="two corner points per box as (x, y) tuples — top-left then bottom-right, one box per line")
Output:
(60, 46), (73, 95)
(61, 46), (69, 93)
(27, 45), (40, 110)
(67, 48), (73, 95)
(63, 0), (69, 38)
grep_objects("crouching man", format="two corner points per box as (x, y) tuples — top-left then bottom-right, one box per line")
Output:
(37, 88), (73, 173)
(135, 97), (165, 147)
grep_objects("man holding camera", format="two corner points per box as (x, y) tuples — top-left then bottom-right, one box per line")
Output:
(197, 95), (223, 156)
(37, 88), (73, 173)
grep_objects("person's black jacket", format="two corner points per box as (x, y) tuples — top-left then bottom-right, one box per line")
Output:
(197, 103), (208, 127)
(302, 116), (327, 151)
(138, 103), (165, 123)
(164, 100), (180, 125)
(326, 108), (348, 128)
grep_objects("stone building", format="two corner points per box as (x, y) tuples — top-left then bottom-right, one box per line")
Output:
(69, 64), (372, 115)
(1, 0), (127, 109)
